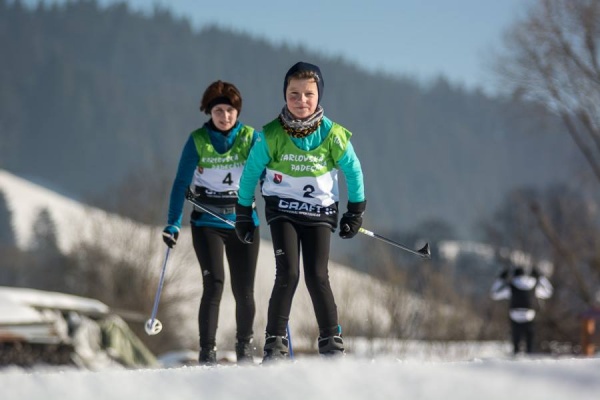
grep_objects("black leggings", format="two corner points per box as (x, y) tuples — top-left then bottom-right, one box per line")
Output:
(192, 225), (259, 348)
(511, 319), (534, 354)
(266, 220), (339, 337)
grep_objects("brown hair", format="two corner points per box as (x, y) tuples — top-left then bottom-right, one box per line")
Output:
(200, 80), (242, 115)
(283, 62), (324, 103)
(286, 70), (320, 85)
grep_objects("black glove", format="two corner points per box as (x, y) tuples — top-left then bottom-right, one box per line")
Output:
(498, 269), (509, 280)
(162, 225), (180, 248)
(339, 200), (366, 239)
(235, 203), (256, 244)
(531, 267), (540, 279)
(185, 186), (196, 201)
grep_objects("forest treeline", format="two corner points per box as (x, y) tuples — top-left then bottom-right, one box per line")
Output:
(0, 0), (580, 240)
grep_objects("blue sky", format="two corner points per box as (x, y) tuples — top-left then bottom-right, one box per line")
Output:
(23, 0), (528, 93)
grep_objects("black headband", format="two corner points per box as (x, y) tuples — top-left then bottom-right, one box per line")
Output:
(206, 96), (235, 113)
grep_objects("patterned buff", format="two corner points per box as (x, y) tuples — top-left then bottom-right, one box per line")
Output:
(278, 105), (324, 138)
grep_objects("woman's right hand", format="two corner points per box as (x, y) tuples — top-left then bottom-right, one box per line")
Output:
(235, 204), (255, 244)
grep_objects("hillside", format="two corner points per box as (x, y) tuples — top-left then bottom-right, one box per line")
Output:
(1, 169), (445, 353)
(0, 0), (583, 241)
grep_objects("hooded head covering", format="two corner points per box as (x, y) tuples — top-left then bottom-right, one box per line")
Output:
(283, 61), (324, 104)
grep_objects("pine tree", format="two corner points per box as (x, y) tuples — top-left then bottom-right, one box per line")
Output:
(31, 208), (59, 254)
(27, 207), (66, 291)
(0, 188), (20, 286)
(0, 189), (15, 248)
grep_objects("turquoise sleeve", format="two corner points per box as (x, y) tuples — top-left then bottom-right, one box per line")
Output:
(238, 131), (271, 206)
(167, 136), (198, 228)
(337, 142), (365, 203)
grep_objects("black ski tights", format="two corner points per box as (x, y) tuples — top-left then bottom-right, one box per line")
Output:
(511, 319), (534, 354)
(266, 220), (339, 337)
(192, 225), (259, 348)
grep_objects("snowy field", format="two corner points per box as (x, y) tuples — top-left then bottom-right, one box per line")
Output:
(1, 355), (599, 400)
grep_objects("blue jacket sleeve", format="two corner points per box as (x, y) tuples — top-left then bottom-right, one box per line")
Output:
(238, 131), (270, 207)
(167, 136), (198, 228)
(337, 142), (365, 203)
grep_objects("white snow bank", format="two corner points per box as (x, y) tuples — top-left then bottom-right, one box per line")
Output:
(1, 356), (599, 400)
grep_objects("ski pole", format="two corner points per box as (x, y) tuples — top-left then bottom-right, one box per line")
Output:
(358, 227), (431, 259)
(185, 190), (236, 227)
(145, 247), (171, 335)
(185, 190), (254, 243)
(286, 323), (294, 360)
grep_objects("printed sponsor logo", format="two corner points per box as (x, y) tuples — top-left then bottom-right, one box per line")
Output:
(197, 188), (237, 198)
(291, 164), (322, 172)
(274, 173), (283, 184)
(277, 199), (336, 216)
(280, 153), (327, 172)
(200, 154), (239, 164)
(281, 154), (325, 163)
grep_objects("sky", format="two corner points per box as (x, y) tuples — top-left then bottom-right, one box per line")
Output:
(23, 0), (529, 94)
(2, 356), (600, 400)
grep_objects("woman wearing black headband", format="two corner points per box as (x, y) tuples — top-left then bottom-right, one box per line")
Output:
(163, 80), (260, 365)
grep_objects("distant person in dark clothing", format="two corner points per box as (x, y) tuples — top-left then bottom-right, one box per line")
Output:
(490, 266), (553, 354)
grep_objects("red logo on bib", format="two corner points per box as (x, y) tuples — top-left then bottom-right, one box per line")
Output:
(274, 174), (283, 184)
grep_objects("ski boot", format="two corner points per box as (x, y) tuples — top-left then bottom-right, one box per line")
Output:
(262, 335), (289, 363)
(198, 346), (217, 366)
(235, 337), (255, 365)
(318, 327), (345, 357)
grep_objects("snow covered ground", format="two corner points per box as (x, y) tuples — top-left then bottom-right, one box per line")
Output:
(1, 355), (599, 400)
